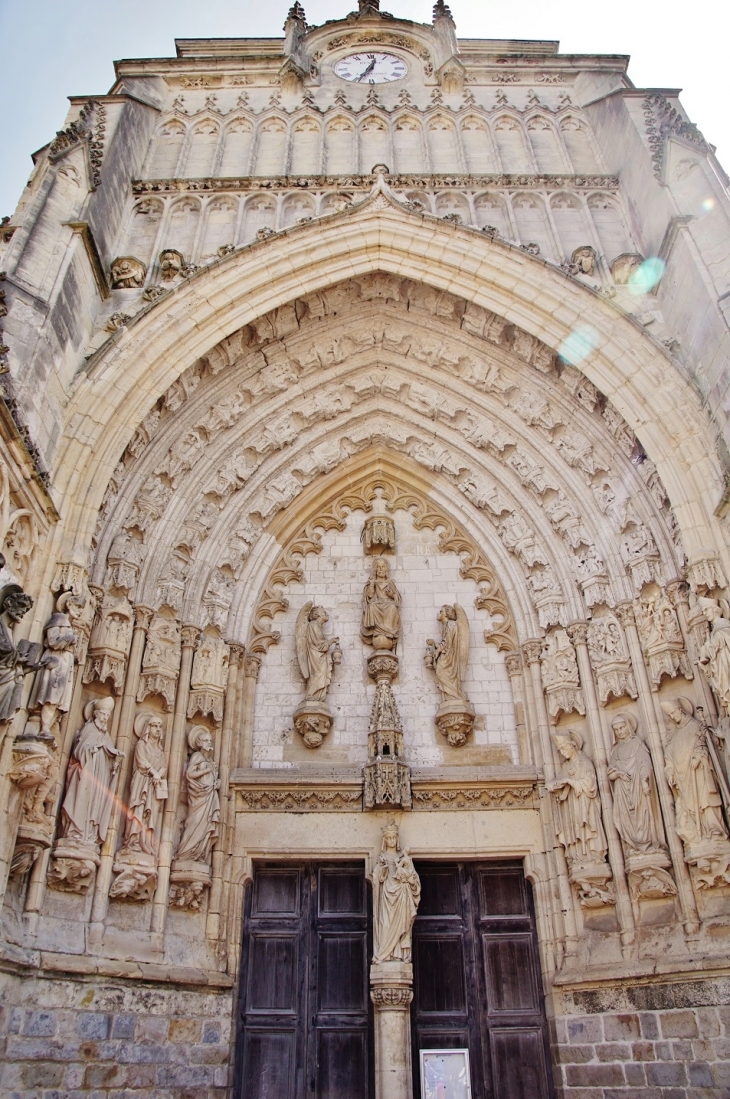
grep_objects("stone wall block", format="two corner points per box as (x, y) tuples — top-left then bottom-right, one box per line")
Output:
(645, 1060), (688, 1086)
(639, 1012), (660, 1039)
(659, 1009), (699, 1038)
(564, 1062), (626, 1086)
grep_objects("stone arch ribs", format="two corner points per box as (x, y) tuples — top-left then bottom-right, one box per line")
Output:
(243, 453), (517, 661)
(52, 184), (728, 587)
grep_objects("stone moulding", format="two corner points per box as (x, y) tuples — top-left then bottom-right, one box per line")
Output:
(229, 770), (539, 811)
(131, 172), (620, 195)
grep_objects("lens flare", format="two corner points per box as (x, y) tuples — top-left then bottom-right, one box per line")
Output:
(701, 196), (716, 214)
(559, 324), (598, 366)
(628, 257), (666, 296)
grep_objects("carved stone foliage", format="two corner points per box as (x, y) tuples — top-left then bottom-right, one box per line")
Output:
(548, 729), (614, 908)
(425, 603), (475, 747)
(541, 630), (585, 721)
(110, 712), (168, 902)
(188, 630), (229, 724)
(636, 589), (692, 690)
(49, 698), (123, 893)
(137, 613), (181, 711)
(411, 781), (538, 810)
(83, 592), (134, 695)
(372, 821), (421, 965)
(587, 613), (638, 705)
(293, 602), (341, 748)
(170, 726), (220, 910)
(661, 697), (730, 889)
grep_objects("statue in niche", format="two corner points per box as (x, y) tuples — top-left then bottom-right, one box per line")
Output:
(110, 256), (146, 289)
(27, 609), (76, 740)
(698, 597), (730, 716)
(372, 820), (421, 965)
(607, 713), (666, 856)
(57, 697), (122, 851)
(661, 697), (728, 849)
(110, 712), (168, 901)
(174, 726), (220, 865)
(121, 713), (168, 856)
(425, 604), (475, 747)
(361, 558), (401, 652)
(159, 249), (184, 282)
(570, 245), (597, 277)
(548, 729), (613, 907)
(293, 603), (341, 748)
(0, 584), (37, 724)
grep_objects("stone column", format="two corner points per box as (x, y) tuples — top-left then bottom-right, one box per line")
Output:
(504, 650), (530, 765)
(238, 653), (260, 768)
(370, 961), (414, 1099)
(616, 602), (700, 936)
(88, 604), (153, 946)
(151, 623), (200, 935)
(568, 621), (636, 956)
(522, 639), (578, 958)
(207, 641), (244, 944)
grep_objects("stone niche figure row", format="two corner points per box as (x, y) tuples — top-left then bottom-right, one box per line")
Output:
(293, 556), (477, 749)
(548, 695), (730, 911)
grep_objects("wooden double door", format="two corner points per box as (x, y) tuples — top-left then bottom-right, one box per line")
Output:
(235, 862), (374, 1099)
(411, 860), (553, 1099)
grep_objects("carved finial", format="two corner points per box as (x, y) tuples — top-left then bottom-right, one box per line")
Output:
(433, 0), (454, 20)
(285, 1), (307, 25)
(358, 0), (380, 12)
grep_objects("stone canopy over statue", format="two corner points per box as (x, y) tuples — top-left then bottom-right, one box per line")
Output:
(425, 603), (475, 747)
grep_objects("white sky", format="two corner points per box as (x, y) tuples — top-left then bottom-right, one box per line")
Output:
(0, 0), (726, 218)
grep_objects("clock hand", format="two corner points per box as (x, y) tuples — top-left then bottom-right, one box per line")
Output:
(358, 58), (376, 82)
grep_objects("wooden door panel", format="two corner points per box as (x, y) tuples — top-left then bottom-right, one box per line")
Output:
(253, 869), (301, 916)
(318, 869), (365, 916)
(478, 869), (528, 918)
(242, 1029), (296, 1099)
(414, 935), (466, 1014)
(481, 934), (539, 1015)
(247, 934), (299, 1014)
(418, 867), (462, 916)
(316, 1029), (369, 1099)
(490, 1028), (550, 1099)
(317, 933), (367, 1013)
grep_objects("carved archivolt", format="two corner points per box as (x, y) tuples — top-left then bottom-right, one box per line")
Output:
(247, 470), (516, 659)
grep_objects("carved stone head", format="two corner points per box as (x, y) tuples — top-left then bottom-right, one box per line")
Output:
(158, 249), (185, 282)
(611, 712), (637, 741)
(110, 256), (146, 289)
(188, 724), (213, 754)
(0, 584), (33, 624)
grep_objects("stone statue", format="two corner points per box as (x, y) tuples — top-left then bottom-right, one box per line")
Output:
(661, 697), (728, 848)
(372, 821), (421, 964)
(296, 603), (341, 702)
(57, 697), (122, 852)
(548, 730), (608, 866)
(121, 713), (168, 857)
(0, 584), (36, 724)
(110, 712), (168, 901)
(607, 713), (666, 855)
(110, 255), (146, 289)
(361, 558), (401, 652)
(174, 726), (220, 865)
(425, 604), (470, 703)
(159, 249), (184, 282)
(698, 597), (730, 716)
(571, 245), (597, 276)
(425, 604), (475, 747)
(27, 610), (76, 739)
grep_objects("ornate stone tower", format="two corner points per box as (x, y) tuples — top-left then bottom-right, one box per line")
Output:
(1, 2), (730, 1097)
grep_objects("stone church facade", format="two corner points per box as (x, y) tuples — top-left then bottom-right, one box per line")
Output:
(1, 0), (730, 1095)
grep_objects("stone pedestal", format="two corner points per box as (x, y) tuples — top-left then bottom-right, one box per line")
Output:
(435, 699), (475, 747)
(293, 699), (333, 748)
(169, 858), (212, 910)
(110, 849), (158, 902)
(370, 961), (414, 1099)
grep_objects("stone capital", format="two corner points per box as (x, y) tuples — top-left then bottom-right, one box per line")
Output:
(244, 654), (262, 679)
(504, 651), (523, 677)
(133, 604), (155, 630)
(181, 624), (201, 650)
(614, 601), (636, 628)
(666, 579), (690, 609)
(226, 642), (245, 666)
(522, 639), (543, 666)
(566, 621), (588, 646)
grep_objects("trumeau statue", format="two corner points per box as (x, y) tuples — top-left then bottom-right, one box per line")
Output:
(425, 604), (470, 704)
(175, 726), (220, 865)
(0, 584), (36, 724)
(372, 821), (421, 965)
(361, 558), (401, 652)
(296, 603), (341, 702)
(698, 597), (730, 716)
(607, 713), (666, 856)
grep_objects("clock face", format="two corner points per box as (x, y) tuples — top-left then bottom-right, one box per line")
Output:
(334, 52), (408, 85)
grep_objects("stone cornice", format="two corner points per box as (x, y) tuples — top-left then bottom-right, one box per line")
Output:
(132, 171), (620, 196)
